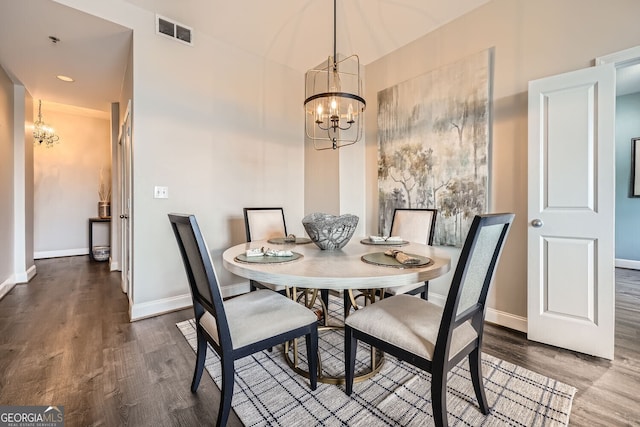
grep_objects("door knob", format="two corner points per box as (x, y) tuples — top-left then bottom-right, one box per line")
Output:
(120, 214), (128, 219)
(531, 219), (543, 228)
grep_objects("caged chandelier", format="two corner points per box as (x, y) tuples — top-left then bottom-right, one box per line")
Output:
(33, 100), (60, 147)
(304, 0), (366, 150)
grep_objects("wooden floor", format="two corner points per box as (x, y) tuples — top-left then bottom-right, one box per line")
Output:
(0, 257), (638, 426)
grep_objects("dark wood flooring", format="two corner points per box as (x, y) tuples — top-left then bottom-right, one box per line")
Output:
(0, 256), (638, 426)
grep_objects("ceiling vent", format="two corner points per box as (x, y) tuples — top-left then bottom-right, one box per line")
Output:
(156, 14), (193, 46)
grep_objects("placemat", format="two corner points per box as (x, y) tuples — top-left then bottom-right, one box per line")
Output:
(235, 252), (303, 264)
(361, 252), (432, 268)
(360, 238), (409, 246)
(267, 237), (313, 245)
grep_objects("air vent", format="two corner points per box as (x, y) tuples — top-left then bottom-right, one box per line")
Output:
(156, 14), (193, 46)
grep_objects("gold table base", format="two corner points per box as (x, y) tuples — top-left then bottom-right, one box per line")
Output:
(284, 288), (385, 385)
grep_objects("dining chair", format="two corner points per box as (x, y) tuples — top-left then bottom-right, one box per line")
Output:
(344, 213), (515, 427)
(345, 208), (437, 316)
(169, 213), (318, 427)
(386, 208), (437, 300)
(243, 207), (288, 293)
(243, 207), (330, 311)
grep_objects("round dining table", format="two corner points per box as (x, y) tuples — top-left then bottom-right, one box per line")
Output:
(222, 237), (452, 384)
(222, 237), (451, 291)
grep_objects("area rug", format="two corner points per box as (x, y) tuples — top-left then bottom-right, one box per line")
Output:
(176, 296), (576, 426)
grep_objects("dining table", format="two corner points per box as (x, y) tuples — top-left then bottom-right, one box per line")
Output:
(222, 237), (452, 384)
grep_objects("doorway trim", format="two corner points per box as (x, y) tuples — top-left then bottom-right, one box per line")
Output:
(595, 46), (640, 67)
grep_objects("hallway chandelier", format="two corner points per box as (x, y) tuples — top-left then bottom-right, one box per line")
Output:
(304, 0), (366, 150)
(33, 100), (60, 147)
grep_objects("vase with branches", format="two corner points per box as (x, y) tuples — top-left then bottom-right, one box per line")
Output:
(98, 167), (111, 218)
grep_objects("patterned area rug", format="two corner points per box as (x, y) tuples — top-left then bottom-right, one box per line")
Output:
(176, 295), (575, 426)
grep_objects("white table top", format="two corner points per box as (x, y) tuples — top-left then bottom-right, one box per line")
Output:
(222, 238), (451, 290)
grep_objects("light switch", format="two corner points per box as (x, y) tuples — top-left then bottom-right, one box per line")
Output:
(154, 186), (169, 199)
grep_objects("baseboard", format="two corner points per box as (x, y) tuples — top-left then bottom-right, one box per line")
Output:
(110, 260), (120, 271)
(14, 265), (37, 284)
(128, 281), (251, 321)
(427, 291), (446, 307)
(130, 293), (193, 321)
(615, 258), (640, 270)
(27, 264), (37, 281)
(0, 276), (16, 300)
(485, 308), (527, 333)
(221, 281), (251, 298)
(34, 248), (88, 259)
(429, 291), (527, 333)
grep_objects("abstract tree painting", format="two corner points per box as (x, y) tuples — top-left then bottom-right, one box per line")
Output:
(378, 49), (493, 247)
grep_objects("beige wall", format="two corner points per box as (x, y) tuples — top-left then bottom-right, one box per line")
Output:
(0, 66), (14, 291)
(304, 146), (340, 217)
(303, 140), (367, 236)
(57, 0), (307, 317)
(13, 87), (35, 283)
(33, 103), (111, 257)
(23, 95), (34, 277)
(48, 0), (640, 322)
(0, 73), (36, 295)
(364, 0), (640, 323)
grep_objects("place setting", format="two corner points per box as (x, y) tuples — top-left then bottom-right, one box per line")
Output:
(266, 234), (312, 245)
(360, 235), (410, 246)
(234, 246), (303, 263)
(361, 248), (432, 268)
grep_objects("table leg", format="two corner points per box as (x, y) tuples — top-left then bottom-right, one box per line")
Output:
(88, 220), (95, 261)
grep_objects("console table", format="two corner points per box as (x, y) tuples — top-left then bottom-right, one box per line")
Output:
(89, 217), (111, 261)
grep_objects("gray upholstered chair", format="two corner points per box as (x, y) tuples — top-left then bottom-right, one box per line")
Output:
(169, 213), (318, 427)
(385, 208), (437, 299)
(346, 208), (437, 316)
(345, 213), (514, 427)
(243, 207), (288, 293)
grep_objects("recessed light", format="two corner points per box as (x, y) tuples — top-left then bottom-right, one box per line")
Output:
(56, 75), (74, 82)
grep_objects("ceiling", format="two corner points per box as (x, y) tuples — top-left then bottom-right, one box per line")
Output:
(0, 0), (638, 113)
(0, 0), (132, 112)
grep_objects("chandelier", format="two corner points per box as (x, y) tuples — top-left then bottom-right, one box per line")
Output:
(304, 0), (366, 150)
(33, 100), (60, 147)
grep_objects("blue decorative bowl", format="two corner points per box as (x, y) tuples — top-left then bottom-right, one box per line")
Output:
(302, 213), (359, 250)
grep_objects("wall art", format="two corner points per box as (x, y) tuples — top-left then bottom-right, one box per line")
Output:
(377, 49), (494, 247)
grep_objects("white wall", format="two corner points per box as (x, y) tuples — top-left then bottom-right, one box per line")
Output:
(33, 102), (111, 258)
(363, 0), (640, 328)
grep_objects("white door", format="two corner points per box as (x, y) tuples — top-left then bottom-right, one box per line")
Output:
(528, 64), (616, 360)
(120, 101), (132, 303)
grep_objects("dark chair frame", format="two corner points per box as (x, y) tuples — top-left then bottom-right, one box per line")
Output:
(345, 213), (514, 427)
(169, 213), (318, 427)
(388, 207), (438, 300)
